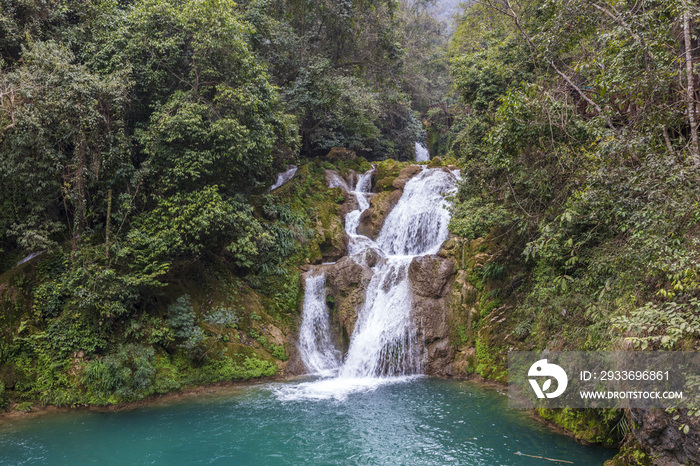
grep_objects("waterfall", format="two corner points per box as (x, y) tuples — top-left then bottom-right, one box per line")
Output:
(298, 272), (341, 375)
(414, 142), (430, 162)
(343, 168), (377, 255)
(284, 166), (459, 400)
(269, 165), (298, 191)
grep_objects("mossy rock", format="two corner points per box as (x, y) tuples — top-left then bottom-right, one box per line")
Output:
(325, 147), (357, 161)
(375, 159), (403, 191)
(536, 408), (622, 448)
(357, 190), (402, 239)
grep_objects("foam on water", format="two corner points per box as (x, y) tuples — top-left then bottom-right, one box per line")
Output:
(273, 375), (421, 401)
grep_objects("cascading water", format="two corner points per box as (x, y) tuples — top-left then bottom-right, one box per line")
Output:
(298, 272), (341, 375)
(414, 142), (430, 162)
(281, 166), (459, 400)
(269, 165), (298, 191)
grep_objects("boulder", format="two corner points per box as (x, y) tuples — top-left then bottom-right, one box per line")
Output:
(412, 295), (454, 376)
(408, 255), (457, 376)
(325, 257), (374, 347)
(339, 195), (360, 220)
(392, 165), (422, 189)
(357, 190), (402, 239)
(408, 255), (455, 298)
(325, 169), (352, 191)
(325, 147), (357, 161)
(315, 214), (348, 262)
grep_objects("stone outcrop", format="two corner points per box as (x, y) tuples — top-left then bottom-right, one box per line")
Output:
(392, 165), (422, 189)
(324, 256), (374, 351)
(311, 213), (348, 262)
(408, 254), (457, 376)
(356, 190), (401, 239)
(409, 254), (455, 298)
(630, 409), (700, 465)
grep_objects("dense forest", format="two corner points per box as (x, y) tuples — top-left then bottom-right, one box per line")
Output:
(445, 0), (700, 462)
(1, 0), (700, 462)
(0, 0), (448, 405)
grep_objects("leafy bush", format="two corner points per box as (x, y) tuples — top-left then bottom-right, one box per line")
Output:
(167, 295), (206, 358)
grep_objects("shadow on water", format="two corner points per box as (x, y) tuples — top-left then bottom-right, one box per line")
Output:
(0, 378), (615, 465)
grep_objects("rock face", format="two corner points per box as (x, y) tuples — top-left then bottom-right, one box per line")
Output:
(631, 409), (700, 465)
(312, 213), (348, 262)
(357, 190), (401, 239)
(408, 254), (457, 376)
(392, 165), (422, 189)
(324, 256), (374, 352)
(409, 255), (455, 298)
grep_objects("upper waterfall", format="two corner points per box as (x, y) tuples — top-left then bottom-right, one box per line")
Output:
(376, 168), (457, 256)
(414, 142), (430, 162)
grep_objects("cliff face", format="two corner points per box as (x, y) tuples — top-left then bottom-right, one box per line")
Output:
(408, 254), (455, 375)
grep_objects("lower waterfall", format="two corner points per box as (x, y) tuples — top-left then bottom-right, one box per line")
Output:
(279, 166), (459, 400)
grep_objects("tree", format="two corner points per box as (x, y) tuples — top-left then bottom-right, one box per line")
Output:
(0, 41), (128, 252)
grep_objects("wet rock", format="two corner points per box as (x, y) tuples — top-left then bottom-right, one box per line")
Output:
(314, 214), (348, 262)
(409, 255), (457, 376)
(408, 255), (455, 298)
(325, 257), (374, 347)
(392, 165), (422, 189)
(413, 296), (454, 376)
(339, 194), (360, 220)
(357, 190), (402, 239)
(325, 169), (352, 191)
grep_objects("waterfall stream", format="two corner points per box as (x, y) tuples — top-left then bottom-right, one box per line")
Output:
(269, 165), (298, 191)
(281, 166), (459, 400)
(414, 142), (430, 162)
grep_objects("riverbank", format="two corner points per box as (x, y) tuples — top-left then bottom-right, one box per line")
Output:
(0, 374), (289, 422)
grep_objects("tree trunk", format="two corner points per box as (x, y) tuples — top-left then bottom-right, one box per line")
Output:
(682, 0), (700, 165)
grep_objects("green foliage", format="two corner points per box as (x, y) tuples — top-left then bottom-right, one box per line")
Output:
(167, 295), (206, 358)
(474, 339), (506, 381)
(612, 300), (700, 350)
(536, 408), (622, 447)
(449, 198), (512, 240)
(83, 344), (156, 403)
(0, 39), (128, 252)
(447, 0), (700, 355)
(447, 3), (700, 452)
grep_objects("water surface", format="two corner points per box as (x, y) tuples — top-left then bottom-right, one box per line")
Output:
(0, 378), (615, 465)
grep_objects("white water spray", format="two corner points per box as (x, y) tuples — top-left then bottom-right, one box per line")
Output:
(414, 142), (430, 162)
(298, 272), (341, 375)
